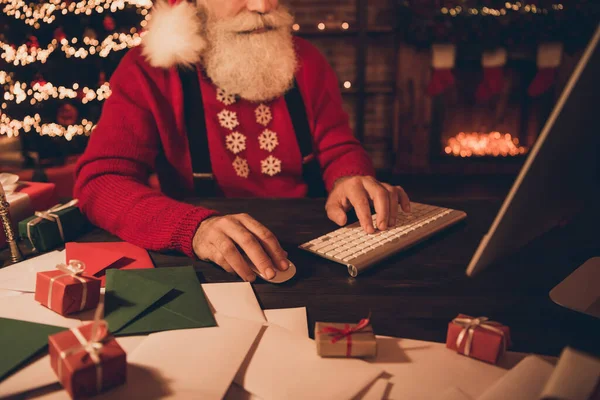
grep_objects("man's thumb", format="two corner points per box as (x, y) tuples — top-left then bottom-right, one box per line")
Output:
(326, 203), (348, 226)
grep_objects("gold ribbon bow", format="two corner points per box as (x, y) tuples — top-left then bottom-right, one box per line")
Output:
(453, 316), (507, 357)
(48, 260), (88, 312)
(58, 303), (108, 394)
(0, 173), (19, 195)
(26, 199), (79, 251)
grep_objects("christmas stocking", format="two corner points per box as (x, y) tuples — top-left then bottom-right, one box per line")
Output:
(427, 44), (456, 96)
(528, 42), (563, 97)
(475, 48), (507, 102)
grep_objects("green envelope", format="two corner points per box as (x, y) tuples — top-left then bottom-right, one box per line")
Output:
(0, 318), (65, 382)
(104, 266), (216, 335)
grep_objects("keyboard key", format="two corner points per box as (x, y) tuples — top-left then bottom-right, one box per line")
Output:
(317, 244), (338, 253)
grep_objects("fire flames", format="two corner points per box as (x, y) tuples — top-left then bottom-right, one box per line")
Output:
(445, 132), (528, 157)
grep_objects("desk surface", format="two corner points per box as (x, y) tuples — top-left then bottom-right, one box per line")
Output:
(3, 197), (600, 357)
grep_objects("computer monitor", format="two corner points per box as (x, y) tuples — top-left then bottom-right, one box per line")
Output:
(466, 24), (600, 316)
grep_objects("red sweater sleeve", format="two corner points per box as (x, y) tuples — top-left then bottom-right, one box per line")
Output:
(295, 39), (376, 192)
(74, 50), (218, 257)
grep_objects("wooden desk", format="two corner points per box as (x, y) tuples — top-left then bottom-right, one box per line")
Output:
(3, 197), (599, 358)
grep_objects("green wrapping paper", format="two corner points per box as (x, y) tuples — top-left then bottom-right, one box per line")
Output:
(18, 200), (90, 252)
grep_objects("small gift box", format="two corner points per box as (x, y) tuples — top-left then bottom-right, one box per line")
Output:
(49, 305), (126, 399)
(35, 260), (101, 316)
(446, 314), (511, 364)
(0, 177), (57, 249)
(18, 199), (90, 252)
(315, 316), (377, 358)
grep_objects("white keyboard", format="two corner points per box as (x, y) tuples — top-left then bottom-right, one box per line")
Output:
(299, 202), (467, 277)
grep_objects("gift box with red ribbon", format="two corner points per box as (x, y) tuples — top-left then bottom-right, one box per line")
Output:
(315, 316), (377, 358)
(446, 314), (511, 364)
(0, 175), (57, 249)
(49, 305), (126, 399)
(35, 260), (101, 316)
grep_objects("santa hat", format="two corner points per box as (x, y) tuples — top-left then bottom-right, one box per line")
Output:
(141, 0), (206, 69)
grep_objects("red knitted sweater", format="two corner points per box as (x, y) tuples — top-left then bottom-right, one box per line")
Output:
(74, 37), (375, 258)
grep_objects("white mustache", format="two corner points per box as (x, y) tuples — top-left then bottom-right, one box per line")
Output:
(212, 6), (294, 34)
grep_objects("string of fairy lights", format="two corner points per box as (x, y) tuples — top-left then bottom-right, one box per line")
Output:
(439, 2), (564, 17)
(3, 81), (111, 105)
(0, 112), (95, 140)
(0, 1), (570, 140)
(0, 31), (145, 66)
(0, 0), (151, 27)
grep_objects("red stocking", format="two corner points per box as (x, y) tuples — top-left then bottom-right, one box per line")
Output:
(427, 69), (455, 97)
(528, 42), (563, 98)
(527, 68), (557, 97)
(475, 67), (505, 102)
(427, 44), (456, 97)
(475, 49), (507, 102)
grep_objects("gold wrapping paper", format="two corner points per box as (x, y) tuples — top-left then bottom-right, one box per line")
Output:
(315, 321), (377, 358)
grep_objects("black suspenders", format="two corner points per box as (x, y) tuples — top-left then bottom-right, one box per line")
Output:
(178, 66), (327, 198)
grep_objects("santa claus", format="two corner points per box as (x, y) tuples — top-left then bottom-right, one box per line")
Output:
(74, 0), (411, 282)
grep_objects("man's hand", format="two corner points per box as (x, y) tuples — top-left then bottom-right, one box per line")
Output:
(193, 214), (289, 282)
(325, 176), (411, 234)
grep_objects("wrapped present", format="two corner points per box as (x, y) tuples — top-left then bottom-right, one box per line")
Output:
(49, 305), (126, 399)
(18, 199), (90, 252)
(0, 176), (57, 249)
(35, 260), (101, 316)
(446, 314), (511, 364)
(315, 316), (377, 358)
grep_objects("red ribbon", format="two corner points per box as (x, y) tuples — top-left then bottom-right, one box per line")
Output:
(319, 317), (370, 357)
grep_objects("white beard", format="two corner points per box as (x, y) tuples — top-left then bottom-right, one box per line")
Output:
(202, 7), (297, 103)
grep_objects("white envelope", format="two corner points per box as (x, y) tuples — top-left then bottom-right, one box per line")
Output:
(437, 387), (474, 400)
(477, 355), (555, 400)
(95, 313), (263, 400)
(264, 307), (308, 337)
(540, 347), (600, 400)
(234, 324), (383, 400)
(0, 288), (24, 299)
(369, 336), (534, 400)
(202, 282), (266, 323)
(0, 336), (147, 399)
(0, 293), (81, 328)
(225, 307), (310, 400)
(0, 250), (65, 292)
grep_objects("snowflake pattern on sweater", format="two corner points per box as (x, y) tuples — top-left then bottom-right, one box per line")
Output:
(232, 156), (250, 178)
(225, 132), (246, 154)
(258, 129), (279, 153)
(217, 88), (236, 106)
(218, 110), (239, 130)
(261, 155), (282, 176)
(255, 104), (272, 127)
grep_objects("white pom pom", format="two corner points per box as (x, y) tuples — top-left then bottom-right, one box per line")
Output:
(141, 1), (206, 69)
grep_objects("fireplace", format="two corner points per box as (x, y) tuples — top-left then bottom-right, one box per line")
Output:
(430, 55), (547, 160)
(392, 43), (583, 175)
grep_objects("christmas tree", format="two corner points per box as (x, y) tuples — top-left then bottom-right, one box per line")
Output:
(0, 0), (151, 165)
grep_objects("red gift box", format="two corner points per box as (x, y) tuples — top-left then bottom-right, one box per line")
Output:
(35, 261), (101, 316)
(49, 315), (126, 398)
(1, 180), (57, 249)
(446, 314), (511, 364)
